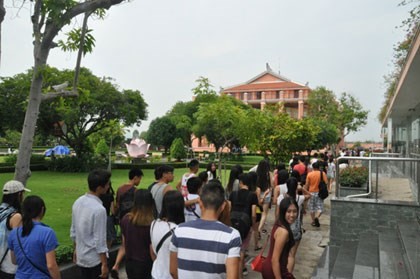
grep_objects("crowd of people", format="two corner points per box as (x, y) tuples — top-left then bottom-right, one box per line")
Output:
(0, 153), (339, 279)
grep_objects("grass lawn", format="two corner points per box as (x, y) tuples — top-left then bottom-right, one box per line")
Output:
(0, 168), (190, 247)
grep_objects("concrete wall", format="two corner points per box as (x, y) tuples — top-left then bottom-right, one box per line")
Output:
(330, 197), (420, 246)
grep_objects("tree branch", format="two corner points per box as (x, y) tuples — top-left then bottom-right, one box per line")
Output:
(41, 91), (79, 101)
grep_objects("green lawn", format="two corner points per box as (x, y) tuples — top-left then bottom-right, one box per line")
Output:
(0, 168), (189, 247)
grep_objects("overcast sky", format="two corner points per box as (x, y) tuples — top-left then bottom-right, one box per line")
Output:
(1, 0), (415, 142)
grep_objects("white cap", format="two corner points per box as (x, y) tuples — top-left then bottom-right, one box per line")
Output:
(3, 180), (31, 195)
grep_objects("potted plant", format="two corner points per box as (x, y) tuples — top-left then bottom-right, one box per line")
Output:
(339, 166), (369, 188)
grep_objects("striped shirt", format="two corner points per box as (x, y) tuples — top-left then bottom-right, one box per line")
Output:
(170, 219), (241, 278)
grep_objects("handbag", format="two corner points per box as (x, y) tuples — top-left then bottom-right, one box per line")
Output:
(251, 233), (270, 272)
(318, 171), (329, 200)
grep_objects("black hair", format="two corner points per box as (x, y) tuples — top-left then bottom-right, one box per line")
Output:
(247, 171), (258, 192)
(299, 155), (306, 163)
(129, 168), (144, 180)
(160, 191), (185, 225)
(206, 162), (217, 178)
(286, 177), (298, 201)
(21, 195), (45, 237)
(200, 181), (225, 211)
(226, 166), (241, 194)
(256, 159), (271, 192)
(198, 171), (208, 184)
(234, 164), (244, 174)
(238, 173), (251, 188)
(277, 197), (297, 245)
(187, 177), (202, 194)
(276, 163), (286, 171)
(290, 170), (301, 182)
(88, 169), (111, 192)
(277, 169), (289, 185)
(312, 161), (320, 170)
(156, 165), (174, 180)
(154, 166), (160, 180)
(188, 159), (199, 169)
(2, 192), (22, 212)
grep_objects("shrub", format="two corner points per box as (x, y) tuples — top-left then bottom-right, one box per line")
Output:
(95, 139), (109, 158)
(340, 166), (369, 188)
(3, 154), (46, 165)
(170, 138), (186, 161)
(55, 245), (73, 264)
(47, 154), (107, 172)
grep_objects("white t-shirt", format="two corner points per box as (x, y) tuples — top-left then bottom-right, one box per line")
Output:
(277, 183), (288, 196)
(150, 219), (177, 279)
(181, 173), (196, 197)
(184, 193), (201, 222)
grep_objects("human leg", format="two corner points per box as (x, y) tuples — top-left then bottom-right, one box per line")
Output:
(79, 264), (102, 279)
(258, 203), (270, 233)
(126, 259), (152, 279)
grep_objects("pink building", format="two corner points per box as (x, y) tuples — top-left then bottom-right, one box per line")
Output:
(222, 63), (311, 119)
(191, 64), (312, 153)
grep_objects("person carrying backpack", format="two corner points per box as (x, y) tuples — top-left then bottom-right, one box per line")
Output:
(0, 180), (30, 278)
(115, 168), (144, 222)
(229, 173), (258, 278)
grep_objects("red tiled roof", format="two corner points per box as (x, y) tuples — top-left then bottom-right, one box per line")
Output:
(223, 81), (308, 92)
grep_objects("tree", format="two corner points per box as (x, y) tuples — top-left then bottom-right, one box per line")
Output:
(33, 67), (147, 162)
(308, 86), (368, 145)
(193, 95), (246, 175)
(146, 116), (177, 154)
(170, 138), (186, 161)
(14, 0), (127, 184)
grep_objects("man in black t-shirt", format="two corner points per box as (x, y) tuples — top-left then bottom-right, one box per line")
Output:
(229, 173), (258, 278)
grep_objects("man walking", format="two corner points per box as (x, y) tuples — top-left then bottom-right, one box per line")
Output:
(304, 162), (327, 227)
(115, 168), (143, 220)
(150, 165), (175, 215)
(170, 181), (241, 279)
(71, 169), (110, 279)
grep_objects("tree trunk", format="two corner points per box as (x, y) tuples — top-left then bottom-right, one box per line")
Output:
(14, 51), (48, 184)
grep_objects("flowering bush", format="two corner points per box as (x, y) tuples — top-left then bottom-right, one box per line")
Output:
(340, 166), (369, 188)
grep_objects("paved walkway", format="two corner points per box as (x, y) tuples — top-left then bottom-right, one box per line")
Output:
(116, 195), (332, 279)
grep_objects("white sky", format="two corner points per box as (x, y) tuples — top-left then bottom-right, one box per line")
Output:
(1, 0), (415, 142)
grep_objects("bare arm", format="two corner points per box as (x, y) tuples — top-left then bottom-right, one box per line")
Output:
(150, 244), (156, 261)
(9, 213), (22, 228)
(226, 256), (240, 279)
(10, 250), (16, 265)
(170, 251), (178, 279)
(163, 185), (174, 196)
(251, 204), (257, 225)
(46, 250), (61, 279)
(271, 227), (288, 279)
(184, 197), (200, 206)
(99, 253), (108, 278)
(175, 180), (182, 192)
(112, 235), (126, 271)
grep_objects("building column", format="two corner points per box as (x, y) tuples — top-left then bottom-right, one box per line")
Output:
(298, 100), (304, 119)
(244, 92), (248, 104)
(387, 117), (393, 152)
(261, 92), (266, 110)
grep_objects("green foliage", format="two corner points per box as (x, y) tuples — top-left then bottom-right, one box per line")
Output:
(58, 28), (96, 55)
(55, 245), (74, 264)
(47, 155), (106, 172)
(340, 166), (369, 188)
(95, 139), (109, 157)
(170, 138), (186, 161)
(192, 76), (217, 96)
(146, 116), (177, 152)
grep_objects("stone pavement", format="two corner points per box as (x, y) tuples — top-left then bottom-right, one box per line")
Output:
(117, 196), (332, 279)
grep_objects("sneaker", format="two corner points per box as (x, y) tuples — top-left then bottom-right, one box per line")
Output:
(314, 217), (320, 227)
(242, 267), (248, 276)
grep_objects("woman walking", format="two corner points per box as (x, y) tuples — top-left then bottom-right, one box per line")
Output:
(112, 189), (155, 279)
(256, 160), (273, 234)
(262, 197), (297, 279)
(150, 191), (185, 279)
(8, 195), (61, 279)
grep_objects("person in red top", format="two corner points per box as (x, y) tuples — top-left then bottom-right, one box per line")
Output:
(115, 168), (143, 220)
(304, 161), (327, 227)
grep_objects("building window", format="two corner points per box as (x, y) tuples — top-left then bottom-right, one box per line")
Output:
(276, 91), (280, 99)
(256, 92), (262, 99)
(241, 93), (245, 100)
(294, 90), (299, 98)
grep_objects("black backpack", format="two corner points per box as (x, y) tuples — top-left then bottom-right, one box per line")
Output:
(230, 191), (252, 240)
(318, 171), (329, 200)
(118, 187), (136, 220)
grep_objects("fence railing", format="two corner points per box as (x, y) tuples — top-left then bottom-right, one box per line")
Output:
(336, 156), (420, 203)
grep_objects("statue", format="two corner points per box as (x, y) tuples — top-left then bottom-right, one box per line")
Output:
(125, 138), (150, 158)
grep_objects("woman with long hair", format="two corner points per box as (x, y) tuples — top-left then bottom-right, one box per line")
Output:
(150, 191), (185, 279)
(112, 190), (155, 279)
(255, 160), (273, 234)
(225, 165), (243, 199)
(0, 180), (28, 279)
(262, 197), (297, 279)
(276, 177), (310, 272)
(99, 181), (116, 249)
(8, 195), (60, 279)
(206, 162), (217, 181)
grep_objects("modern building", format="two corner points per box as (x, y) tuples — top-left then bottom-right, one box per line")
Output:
(382, 27), (420, 156)
(221, 63), (311, 119)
